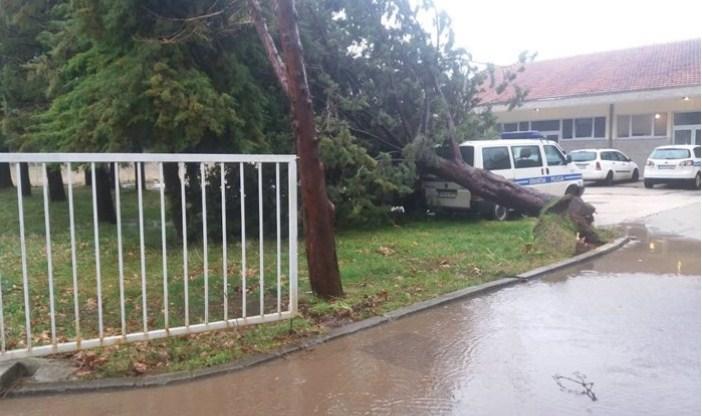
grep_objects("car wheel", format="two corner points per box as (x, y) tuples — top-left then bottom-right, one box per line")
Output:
(644, 179), (654, 189)
(604, 171), (614, 186)
(694, 172), (701, 190)
(631, 169), (639, 182)
(493, 204), (509, 221)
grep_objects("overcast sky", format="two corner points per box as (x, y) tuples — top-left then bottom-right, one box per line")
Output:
(432, 0), (702, 65)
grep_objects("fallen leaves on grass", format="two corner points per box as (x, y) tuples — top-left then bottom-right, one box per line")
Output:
(376, 246), (395, 256)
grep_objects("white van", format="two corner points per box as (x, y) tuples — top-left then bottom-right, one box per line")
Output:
(423, 138), (584, 219)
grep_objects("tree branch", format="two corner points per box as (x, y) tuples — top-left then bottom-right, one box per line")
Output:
(247, 0), (291, 97)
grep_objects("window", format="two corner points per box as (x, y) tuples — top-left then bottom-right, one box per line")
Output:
(482, 147), (511, 170)
(674, 112), (701, 126)
(561, 117), (606, 139)
(575, 118), (593, 138)
(617, 115), (630, 137)
(519, 121), (529, 131)
(543, 145), (567, 166)
(618, 113), (668, 138)
(460, 146), (474, 166)
(503, 123), (518, 132)
(511, 145), (543, 168)
(594, 117), (606, 138)
(654, 113), (668, 136)
(532, 120), (560, 131)
(562, 119), (573, 139)
(614, 152), (629, 162)
(600, 151), (615, 161)
(650, 148), (690, 159)
(632, 114), (652, 136)
(694, 147), (700, 158)
(570, 151), (597, 162)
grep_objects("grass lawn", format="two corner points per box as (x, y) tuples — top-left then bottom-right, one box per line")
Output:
(0, 186), (572, 378)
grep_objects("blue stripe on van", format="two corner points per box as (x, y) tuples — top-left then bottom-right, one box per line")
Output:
(513, 173), (582, 186)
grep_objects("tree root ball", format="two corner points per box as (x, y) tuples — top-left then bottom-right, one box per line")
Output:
(533, 195), (604, 256)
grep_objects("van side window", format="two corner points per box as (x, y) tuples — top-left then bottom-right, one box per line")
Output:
(460, 146), (475, 166)
(511, 145), (543, 168)
(482, 147), (511, 170)
(543, 145), (567, 166)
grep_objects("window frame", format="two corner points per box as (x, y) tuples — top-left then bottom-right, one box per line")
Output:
(543, 144), (568, 166)
(481, 146), (512, 171)
(510, 145), (544, 169)
(560, 117), (607, 140)
(616, 113), (669, 139)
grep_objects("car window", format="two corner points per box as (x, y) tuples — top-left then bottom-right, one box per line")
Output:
(482, 147), (511, 170)
(601, 152), (615, 161)
(614, 152), (629, 162)
(570, 151), (596, 161)
(460, 146), (474, 166)
(544, 145), (567, 166)
(694, 147), (700, 158)
(650, 148), (691, 159)
(511, 145), (543, 169)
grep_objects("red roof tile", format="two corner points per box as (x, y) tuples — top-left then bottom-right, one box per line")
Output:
(480, 39), (700, 105)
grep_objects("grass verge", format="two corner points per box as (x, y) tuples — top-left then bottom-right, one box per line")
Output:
(0, 187), (589, 378)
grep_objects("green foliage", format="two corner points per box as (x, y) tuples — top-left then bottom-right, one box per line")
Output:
(319, 117), (414, 226)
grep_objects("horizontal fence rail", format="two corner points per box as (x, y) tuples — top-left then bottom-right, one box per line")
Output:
(0, 154), (298, 360)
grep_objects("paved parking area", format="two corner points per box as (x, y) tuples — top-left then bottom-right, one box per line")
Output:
(582, 181), (700, 227)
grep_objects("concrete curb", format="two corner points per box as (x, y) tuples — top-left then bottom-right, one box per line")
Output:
(3, 236), (630, 398)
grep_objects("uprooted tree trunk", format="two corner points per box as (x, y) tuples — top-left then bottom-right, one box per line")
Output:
(250, 0), (343, 299)
(0, 162), (12, 189)
(417, 73), (602, 248)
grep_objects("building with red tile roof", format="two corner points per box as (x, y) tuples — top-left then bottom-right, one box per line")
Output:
(483, 39), (700, 169)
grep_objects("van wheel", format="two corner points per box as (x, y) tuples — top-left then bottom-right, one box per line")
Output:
(644, 179), (654, 189)
(631, 169), (639, 182)
(493, 204), (509, 221)
(604, 171), (614, 186)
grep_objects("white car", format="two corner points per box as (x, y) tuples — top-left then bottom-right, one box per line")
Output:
(643, 145), (701, 189)
(568, 149), (640, 185)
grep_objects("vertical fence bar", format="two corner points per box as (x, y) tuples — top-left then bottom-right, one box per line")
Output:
(179, 163), (189, 328)
(114, 163), (126, 339)
(67, 164), (80, 346)
(42, 164), (57, 347)
(258, 163), (264, 318)
(90, 163), (104, 340)
(201, 162), (209, 325)
(0, 274), (5, 353)
(15, 163), (31, 351)
(276, 163), (281, 316)
(220, 163), (228, 322)
(137, 162), (148, 333)
(287, 160), (298, 314)
(240, 163), (247, 319)
(159, 163), (169, 331)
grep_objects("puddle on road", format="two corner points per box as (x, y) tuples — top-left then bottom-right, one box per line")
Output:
(2, 227), (699, 416)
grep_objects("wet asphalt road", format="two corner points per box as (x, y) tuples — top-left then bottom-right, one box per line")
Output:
(1, 199), (699, 415)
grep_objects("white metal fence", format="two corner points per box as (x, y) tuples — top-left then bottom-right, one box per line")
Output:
(0, 153), (298, 360)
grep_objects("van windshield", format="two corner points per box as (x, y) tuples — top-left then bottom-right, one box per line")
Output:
(650, 148), (690, 160)
(570, 151), (597, 162)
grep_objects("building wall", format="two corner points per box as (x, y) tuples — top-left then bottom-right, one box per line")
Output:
(493, 93), (701, 169)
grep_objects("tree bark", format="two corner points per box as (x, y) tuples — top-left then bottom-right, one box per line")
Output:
(20, 163), (31, 196)
(250, 0), (343, 298)
(0, 162), (12, 189)
(163, 162), (184, 240)
(47, 166), (67, 202)
(94, 166), (116, 224)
